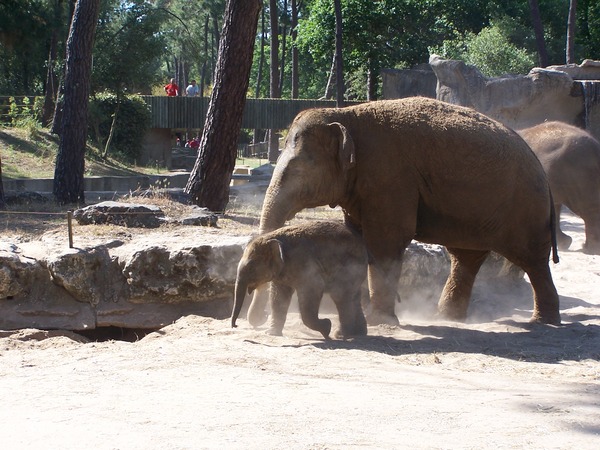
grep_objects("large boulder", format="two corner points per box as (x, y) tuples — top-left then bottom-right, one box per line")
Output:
(0, 231), (248, 330)
(428, 55), (585, 131)
(73, 201), (165, 228)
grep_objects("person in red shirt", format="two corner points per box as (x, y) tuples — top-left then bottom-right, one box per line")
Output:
(164, 78), (179, 96)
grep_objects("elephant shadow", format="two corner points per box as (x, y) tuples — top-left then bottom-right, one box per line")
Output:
(303, 320), (600, 364)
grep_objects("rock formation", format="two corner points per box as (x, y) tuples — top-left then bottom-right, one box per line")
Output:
(0, 221), (521, 331)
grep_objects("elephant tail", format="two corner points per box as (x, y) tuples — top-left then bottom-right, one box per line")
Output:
(549, 190), (560, 264)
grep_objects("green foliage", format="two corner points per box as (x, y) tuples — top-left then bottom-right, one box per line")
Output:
(467, 26), (536, 76)
(577, 0), (600, 61)
(92, 0), (168, 94)
(296, 0), (494, 99)
(431, 22), (537, 77)
(6, 96), (43, 136)
(88, 93), (151, 161)
(0, 0), (70, 94)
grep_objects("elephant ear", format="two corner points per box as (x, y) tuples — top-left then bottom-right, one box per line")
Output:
(328, 122), (356, 172)
(267, 239), (285, 277)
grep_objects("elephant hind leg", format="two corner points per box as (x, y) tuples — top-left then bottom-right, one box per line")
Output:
(580, 209), (600, 255)
(331, 290), (367, 339)
(437, 248), (489, 321)
(523, 263), (561, 325)
(297, 288), (331, 339)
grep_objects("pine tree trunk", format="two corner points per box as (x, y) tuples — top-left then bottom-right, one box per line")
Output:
(334, 0), (344, 107)
(566, 0), (578, 64)
(253, 6), (266, 144)
(268, 0), (281, 163)
(200, 14), (209, 97)
(53, 0), (101, 205)
(184, 0), (261, 212)
(291, 0), (299, 99)
(528, 0), (549, 67)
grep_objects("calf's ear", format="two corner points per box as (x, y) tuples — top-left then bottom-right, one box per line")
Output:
(267, 239), (285, 276)
(328, 122), (355, 172)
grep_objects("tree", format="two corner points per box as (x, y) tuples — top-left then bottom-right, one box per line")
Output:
(566, 0), (578, 63)
(91, 0), (167, 158)
(333, 0), (344, 106)
(184, 0), (261, 212)
(290, 0), (299, 98)
(528, 0), (549, 67)
(53, 0), (101, 205)
(267, 0), (281, 162)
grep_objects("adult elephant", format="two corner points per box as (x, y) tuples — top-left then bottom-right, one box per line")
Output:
(248, 97), (561, 327)
(518, 121), (600, 254)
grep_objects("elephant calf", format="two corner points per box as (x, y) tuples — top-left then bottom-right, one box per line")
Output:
(231, 220), (368, 339)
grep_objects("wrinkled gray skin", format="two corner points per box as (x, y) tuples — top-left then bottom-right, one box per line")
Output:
(232, 221), (368, 339)
(519, 121), (600, 255)
(248, 97), (561, 327)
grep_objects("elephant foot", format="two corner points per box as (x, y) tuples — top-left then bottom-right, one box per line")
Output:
(582, 241), (600, 255)
(366, 309), (400, 326)
(529, 312), (561, 326)
(248, 309), (269, 328)
(265, 327), (283, 336)
(556, 233), (572, 251)
(437, 307), (468, 322)
(333, 324), (368, 340)
(310, 318), (332, 340)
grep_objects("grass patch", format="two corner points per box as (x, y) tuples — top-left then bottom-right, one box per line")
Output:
(0, 126), (170, 180)
(1, 126), (270, 180)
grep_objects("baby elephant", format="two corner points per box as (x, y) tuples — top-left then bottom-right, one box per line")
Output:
(231, 221), (368, 339)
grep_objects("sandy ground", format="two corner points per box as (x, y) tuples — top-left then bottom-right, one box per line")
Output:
(1, 211), (599, 450)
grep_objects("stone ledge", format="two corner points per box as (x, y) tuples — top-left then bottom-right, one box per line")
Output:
(0, 233), (522, 331)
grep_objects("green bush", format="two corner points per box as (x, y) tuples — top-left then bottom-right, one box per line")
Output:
(88, 92), (151, 161)
(430, 22), (536, 77)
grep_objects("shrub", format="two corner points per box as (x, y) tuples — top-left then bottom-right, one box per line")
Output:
(430, 22), (536, 77)
(88, 92), (151, 161)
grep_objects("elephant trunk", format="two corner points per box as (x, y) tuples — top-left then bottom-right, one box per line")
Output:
(231, 280), (248, 328)
(259, 185), (296, 234)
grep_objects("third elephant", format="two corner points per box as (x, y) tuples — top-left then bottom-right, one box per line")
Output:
(519, 121), (600, 255)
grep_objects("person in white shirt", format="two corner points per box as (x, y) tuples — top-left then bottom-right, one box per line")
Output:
(186, 80), (200, 97)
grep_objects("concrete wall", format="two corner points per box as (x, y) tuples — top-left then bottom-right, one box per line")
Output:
(140, 128), (172, 169)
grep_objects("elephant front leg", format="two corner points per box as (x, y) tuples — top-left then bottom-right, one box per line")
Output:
(437, 248), (489, 321)
(365, 260), (403, 326)
(247, 285), (269, 327)
(266, 283), (294, 336)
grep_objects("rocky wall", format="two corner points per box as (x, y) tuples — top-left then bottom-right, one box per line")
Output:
(382, 56), (600, 141)
(0, 232), (522, 331)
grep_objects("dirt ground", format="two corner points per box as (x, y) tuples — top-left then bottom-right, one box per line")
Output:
(1, 210), (599, 450)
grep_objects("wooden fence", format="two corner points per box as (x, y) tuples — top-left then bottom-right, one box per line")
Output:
(0, 95), (359, 129)
(139, 96), (357, 129)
